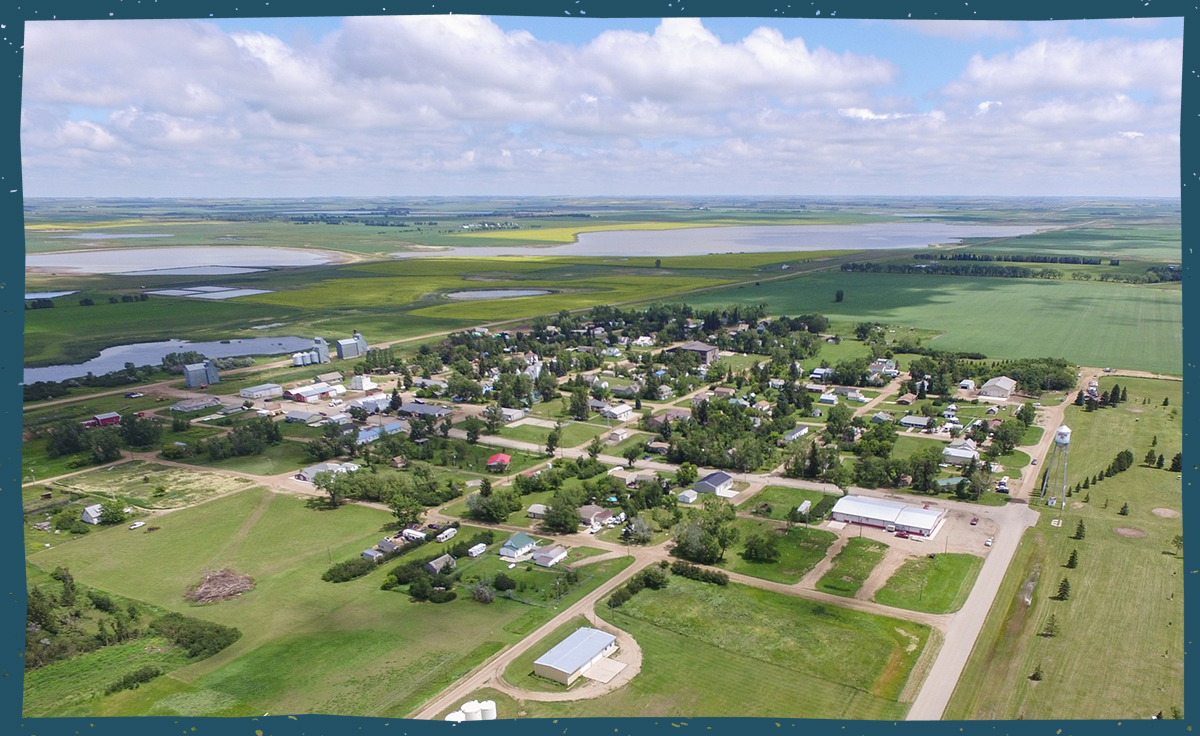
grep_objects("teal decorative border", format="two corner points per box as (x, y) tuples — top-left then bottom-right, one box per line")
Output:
(7, 1), (1190, 735)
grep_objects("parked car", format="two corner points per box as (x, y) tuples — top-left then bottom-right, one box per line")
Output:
(129, 521), (146, 530)
(125, 392), (144, 398)
(970, 517), (979, 526)
(985, 537), (994, 547)
(1032, 458), (1038, 465)
(895, 530), (910, 539)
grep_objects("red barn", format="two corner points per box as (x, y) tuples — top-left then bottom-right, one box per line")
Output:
(82, 412), (121, 428)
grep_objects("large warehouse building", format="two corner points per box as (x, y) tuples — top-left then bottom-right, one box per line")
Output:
(533, 627), (619, 686)
(830, 495), (946, 538)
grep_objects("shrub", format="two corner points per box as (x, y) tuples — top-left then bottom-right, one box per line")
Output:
(670, 561), (730, 585)
(87, 590), (117, 614)
(639, 567), (670, 590)
(149, 613), (241, 658)
(105, 665), (161, 694)
(608, 588), (632, 608)
(322, 557), (376, 583)
(492, 573), (517, 591)
(428, 589), (457, 604)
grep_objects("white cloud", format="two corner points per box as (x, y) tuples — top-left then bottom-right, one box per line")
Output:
(976, 100), (1002, 115)
(1118, 130), (1145, 139)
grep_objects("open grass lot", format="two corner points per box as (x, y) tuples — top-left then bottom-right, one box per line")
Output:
(448, 575), (929, 719)
(816, 537), (890, 597)
(873, 553), (984, 614)
(497, 419), (608, 449)
(23, 391), (177, 429)
(51, 460), (258, 509)
(737, 485), (832, 521)
(25, 485), (634, 717)
(684, 271), (1182, 375)
(171, 441), (312, 476)
(944, 377), (1184, 720)
(718, 519), (839, 584)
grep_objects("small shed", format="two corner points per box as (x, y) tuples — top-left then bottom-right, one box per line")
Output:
(677, 489), (698, 504)
(424, 554), (456, 575)
(533, 545), (569, 568)
(362, 549), (384, 562)
(527, 503), (548, 519)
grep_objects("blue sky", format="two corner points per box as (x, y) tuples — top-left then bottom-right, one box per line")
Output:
(21, 15), (1184, 197)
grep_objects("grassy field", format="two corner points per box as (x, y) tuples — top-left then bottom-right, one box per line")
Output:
(716, 518), (838, 584)
(738, 485), (832, 521)
(873, 553), (984, 614)
(945, 376), (1184, 719)
(497, 419), (609, 449)
(25, 485), (635, 717)
(171, 441), (312, 476)
(50, 460), (258, 509)
(446, 575), (930, 719)
(684, 271), (1182, 374)
(816, 537), (890, 597)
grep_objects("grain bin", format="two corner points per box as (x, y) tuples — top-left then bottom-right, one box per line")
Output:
(444, 711), (465, 723)
(479, 700), (497, 720)
(461, 700), (482, 721)
(292, 353), (304, 367)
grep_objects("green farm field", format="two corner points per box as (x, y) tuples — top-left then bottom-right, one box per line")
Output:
(24, 486), (634, 717)
(945, 376), (1184, 720)
(445, 575), (930, 719)
(684, 271), (1182, 374)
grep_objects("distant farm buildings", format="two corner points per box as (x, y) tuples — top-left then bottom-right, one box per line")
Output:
(183, 360), (219, 388)
(336, 331), (369, 360)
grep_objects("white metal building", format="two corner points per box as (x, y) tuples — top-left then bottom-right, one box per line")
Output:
(239, 383), (284, 400)
(830, 495), (946, 537)
(533, 627), (619, 685)
(978, 376), (1017, 399)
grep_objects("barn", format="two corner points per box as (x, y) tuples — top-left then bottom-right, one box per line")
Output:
(830, 495), (946, 538)
(533, 627), (619, 685)
(239, 383), (283, 400)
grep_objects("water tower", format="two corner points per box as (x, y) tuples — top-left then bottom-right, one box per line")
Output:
(1038, 424), (1072, 504)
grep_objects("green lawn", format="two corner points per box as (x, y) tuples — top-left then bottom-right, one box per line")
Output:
(737, 485), (832, 521)
(25, 485), (634, 717)
(1021, 424), (1045, 446)
(873, 553), (984, 614)
(445, 575), (930, 719)
(816, 537), (890, 597)
(716, 518), (838, 584)
(684, 271), (1182, 375)
(170, 441), (313, 476)
(497, 419), (608, 449)
(945, 376), (1184, 719)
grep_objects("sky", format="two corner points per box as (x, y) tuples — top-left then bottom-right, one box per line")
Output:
(19, 15), (1183, 198)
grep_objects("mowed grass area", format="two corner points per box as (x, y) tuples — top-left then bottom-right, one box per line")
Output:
(446, 576), (930, 719)
(945, 376), (1184, 720)
(683, 271), (1182, 375)
(26, 485), (634, 717)
(169, 441), (312, 476)
(738, 485), (832, 521)
(50, 460), (257, 509)
(497, 419), (608, 448)
(816, 537), (890, 597)
(873, 553), (984, 614)
(716, 519), (838, 584)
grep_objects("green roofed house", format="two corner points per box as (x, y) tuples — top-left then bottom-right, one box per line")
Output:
(500, 531), (537, 560)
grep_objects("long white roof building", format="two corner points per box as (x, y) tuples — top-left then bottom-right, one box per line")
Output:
(830, 495), (946, 537)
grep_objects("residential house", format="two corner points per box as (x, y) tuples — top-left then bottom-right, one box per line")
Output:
(657, 384), (675, 400)
(647, 441), (670, 454)
(694, 471), (735, 497)
(781, 426), (810, 443)
(896, 393), (917, 405)
(81, 504), (104, 525)
(533, 545), (569, 568)
(871, 411), (894, 424)
(578, 505), (613, 525)
(500, 532), (538, 559)
(487, 453), (511, 472)
(899, 415), (931, 430)
(600, 404), (633, 421)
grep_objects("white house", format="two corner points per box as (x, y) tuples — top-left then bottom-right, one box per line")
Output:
(500, 531), (538, 559)
(81, 503), (104, 525)
(533, 545), (570, 568)
(819, 393), (838, 405)
(600, 404), (634, 421)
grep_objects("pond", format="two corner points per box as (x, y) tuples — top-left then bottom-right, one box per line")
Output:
(24, 291), (78, 299)
(25, 336), (315, 384)
(395, 222), (1044, 258)
(26, 246), (343, 274)
(444, 289), (553, 300)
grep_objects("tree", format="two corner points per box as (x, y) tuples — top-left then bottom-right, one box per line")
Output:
(626, 516), (654, 545)
(463, 417), (484, 444)
(388, 491), (425, 528)
(834, 290), (844, 303)
(742, 530), (780, 562)
(1073, 519), (1086, 540)
(482, 403), (504, 434)
(1120, 387), (1128, 402)
(1074, 391), (1085, 406)
(655, 259), (662, 268)
(569, 387), (590, 421)
(587, 435), (603, 460)
(1145, 449), (1159, 466)
(675, 462), (698, 487)
(1056, 577), (1071, 600)
(1030, 663), (1044, 681)
(1172, 534), (1183, 555)
(1169, 453), (1183, 472)
(546, 425), (562, 455)
(1152, 435), (1158, 447)
(1066, 549), (1078, 569)
(313, 471), (343, 508)
(990, 419), (1026, 456)
(99, 500), (127, 525)
(622, 443), (644, 468)
(1016, 402), (1037, 426)
(1163, 397), (1170, 407)
(1119, 502), (1129, 516)
(471, 582), (495, 604)
(1157, 454), (1165, 469)
(909, 445), (944, 493)
(1041, 613), (1058, 638)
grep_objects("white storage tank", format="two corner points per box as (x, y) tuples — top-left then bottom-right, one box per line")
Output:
(444, 711), (465, 723)
(461, 700), (482, 721)
(292, 353), (304, 367)
(301, 353), (312, 365)
(308, 349), (320, 364)
(479, 700), (497, 720)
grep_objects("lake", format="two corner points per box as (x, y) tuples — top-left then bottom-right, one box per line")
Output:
(444, 289), (553, 300)
(25, 336), (315, 384)
(26, 246), (342, 274)
(395, 222), (1044, 258)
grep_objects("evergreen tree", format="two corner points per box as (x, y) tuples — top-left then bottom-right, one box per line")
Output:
(1157, 454), (1165, 469)
(1146, 449), (1159, 466)
(1056, 577), (1071, 600)
(1163, 397), (1170, 407)
(1074, 391), (1085, 406)
(1066, 549), (1078, 569)
(1084, 492), (1090, 503)
(1120, 387), (1128, 402)
(1152, 435), (1158, 447)
(1119, 502), (1129, 516)
(1169, 453), (1183, 472)
(1103, 498), (1109, 509)
(1041, 613), (1058, 638)
(1082, 477), (1090, 489)
(1073, 519), (1086, 539)
(1030, 663), (1044, 681)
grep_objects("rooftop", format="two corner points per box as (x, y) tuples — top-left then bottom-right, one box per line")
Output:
(533, 627), (617, 675)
